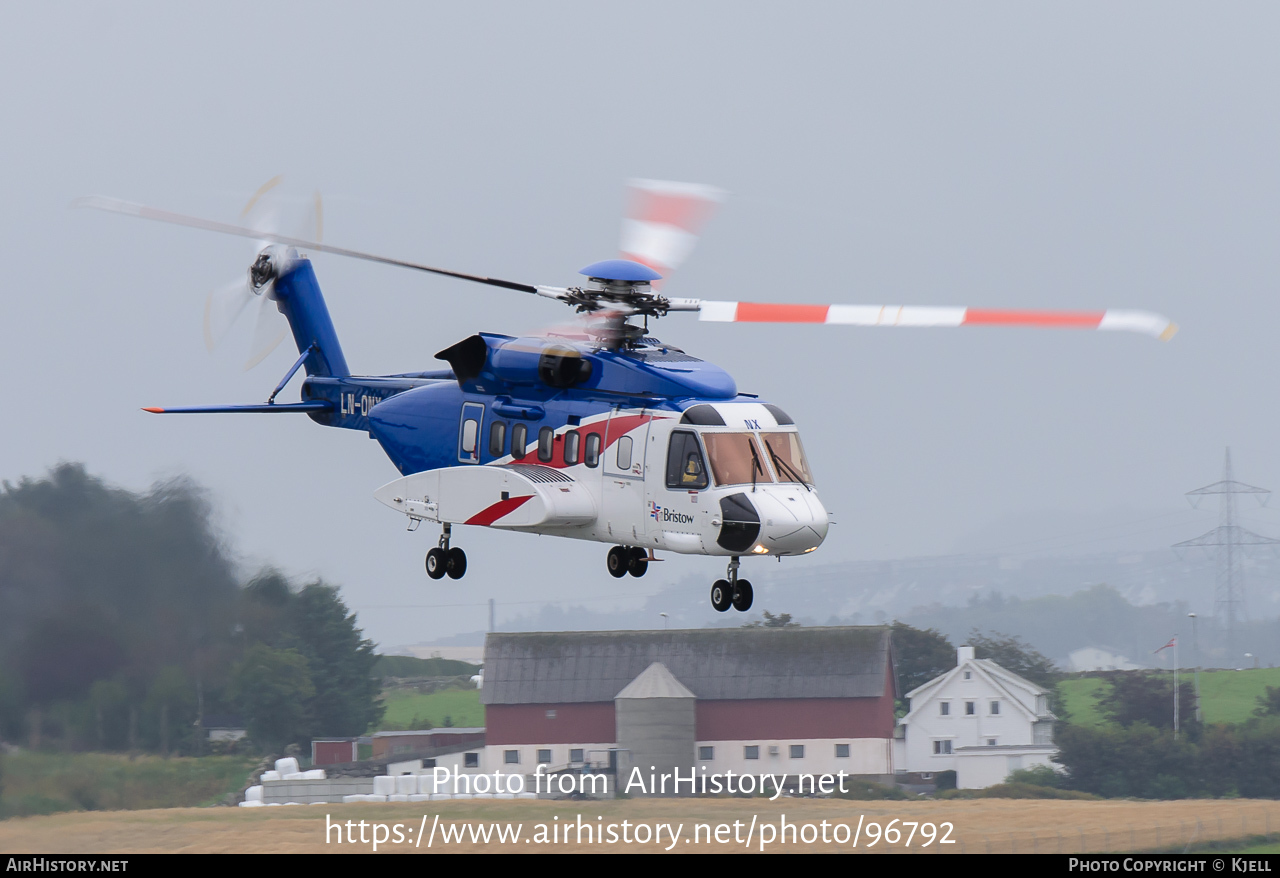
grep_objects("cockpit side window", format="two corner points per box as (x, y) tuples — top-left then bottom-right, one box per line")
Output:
(666, 430), (709, 490)
(703, 432), (772, 487)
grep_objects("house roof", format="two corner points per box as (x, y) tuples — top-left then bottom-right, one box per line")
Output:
(901, 653), (1055, 726)
(481, 626), (893, 705)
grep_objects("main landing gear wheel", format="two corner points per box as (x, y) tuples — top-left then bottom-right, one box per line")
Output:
(425, 547), (447, 580)
(627, 547), (648, 578)
(445, 547), (467, 580)
(732, 580), (753, 612)
(606, 546), (629, 578)
(711, 580), (733, 612)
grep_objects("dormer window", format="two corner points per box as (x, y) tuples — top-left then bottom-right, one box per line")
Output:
(963, 671), (972, 680)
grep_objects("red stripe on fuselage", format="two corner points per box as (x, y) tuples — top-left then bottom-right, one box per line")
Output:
(465, 494), (533, 526)
(963, 309), (1105, 329)
(509, 414), (659, 469)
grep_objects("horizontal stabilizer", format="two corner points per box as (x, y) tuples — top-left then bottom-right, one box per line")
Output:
(142, 402), (333, 414)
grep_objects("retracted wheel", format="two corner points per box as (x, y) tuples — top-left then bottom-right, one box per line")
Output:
(425, 547), (447, 580)
(606, 546), (629, 578)
(710, 580), (733, 612)
(445, 547), (467, 579)
(732, 579), (753, 612)
(627, 547), (648, 577)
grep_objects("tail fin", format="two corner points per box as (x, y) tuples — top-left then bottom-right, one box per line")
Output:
(272, 256), (350, 377)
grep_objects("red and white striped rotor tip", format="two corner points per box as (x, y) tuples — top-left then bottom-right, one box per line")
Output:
(619, 179), (726, 282)
(692, 302), (1178, 341)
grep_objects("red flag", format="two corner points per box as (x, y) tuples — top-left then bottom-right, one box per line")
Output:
(1153, 636), (1177, 654)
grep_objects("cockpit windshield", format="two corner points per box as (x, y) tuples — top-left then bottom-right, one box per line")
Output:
(703, 432), (772, 487)
(760, 432), (815, 486)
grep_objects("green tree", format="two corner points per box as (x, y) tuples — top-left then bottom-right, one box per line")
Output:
(890, 622), (955, 697)
(741, 610), (799, 629)
(228, 644), (315, 750)
(1096, 671), (1199, 735)
(291, 583), (384, 736)
(1254, 685), (1280, 717)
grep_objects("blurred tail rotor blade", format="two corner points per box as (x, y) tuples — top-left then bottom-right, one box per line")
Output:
(243, 289), (289, 371)
(620, 179), (725, 286)
(202, 276), (255, 352)
(694, 302), (1178, 340)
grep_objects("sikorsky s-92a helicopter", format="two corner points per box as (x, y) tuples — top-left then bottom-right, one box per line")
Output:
(75, 180), (1178, 612)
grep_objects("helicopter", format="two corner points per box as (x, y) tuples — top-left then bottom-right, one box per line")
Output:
(74, 180), (1177, 613)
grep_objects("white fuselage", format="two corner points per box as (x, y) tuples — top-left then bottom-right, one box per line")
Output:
(374, 402), (829, 558)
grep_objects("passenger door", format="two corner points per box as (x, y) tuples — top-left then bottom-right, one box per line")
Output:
(458, 402), (485, 464)
(600, 410), (650, 543)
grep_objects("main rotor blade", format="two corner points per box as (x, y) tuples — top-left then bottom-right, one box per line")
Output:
(72, 195), (541, 295)
(694, 301), (1178, 340)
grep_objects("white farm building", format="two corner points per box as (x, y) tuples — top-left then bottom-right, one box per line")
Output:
(894, 645), (1057, 790)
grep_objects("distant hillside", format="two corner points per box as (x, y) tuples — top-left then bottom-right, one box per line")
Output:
(373, 655), (479, 679)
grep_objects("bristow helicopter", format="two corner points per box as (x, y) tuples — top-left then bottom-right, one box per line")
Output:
(74, 180), (1178, 613)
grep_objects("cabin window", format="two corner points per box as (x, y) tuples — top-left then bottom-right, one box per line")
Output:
(564, 430), (581, 466)
(702, 432), (771, 487)
(759, 431), (815, 485)
(616, 436), (633, 470)
(584, 432), (601, 468)
(511, 423), (527, 460)
(666, 430), (709, 490)
(489, 421), (507, 457)
(537, 427), (554, 462)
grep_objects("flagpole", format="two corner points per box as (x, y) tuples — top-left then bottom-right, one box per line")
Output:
(1173, 637), (1179, 740)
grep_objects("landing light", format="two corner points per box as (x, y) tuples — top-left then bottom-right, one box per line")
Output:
(752, 545), (769, 554)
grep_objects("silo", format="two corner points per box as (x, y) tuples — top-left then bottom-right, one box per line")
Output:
(614, 662), (696, 796)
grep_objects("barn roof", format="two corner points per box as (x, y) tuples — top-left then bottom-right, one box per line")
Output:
(481, 626), (893, 705)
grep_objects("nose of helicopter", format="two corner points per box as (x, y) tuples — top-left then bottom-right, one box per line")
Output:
(750, 486), (829, 555)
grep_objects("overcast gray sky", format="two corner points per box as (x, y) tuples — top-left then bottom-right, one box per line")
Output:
(3, 2), (1280, 648)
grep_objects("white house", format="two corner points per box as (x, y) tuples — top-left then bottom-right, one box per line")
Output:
(894, 646), (1057, 789)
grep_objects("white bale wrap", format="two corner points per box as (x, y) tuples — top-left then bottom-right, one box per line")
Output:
(303, 769), (326, 780)
(373, 776), (397, 796)
(244, 785), (264, 802)
(238, 800), (264, 808)
(389, 794), (410, 802)
(275, 757), (300, 775)
(283, 772), (305, 780)
(365, 794), (388, 802)
(395, 775), (417, 795)
(409, 794), (431, 803)
(259, 770), (281, 782)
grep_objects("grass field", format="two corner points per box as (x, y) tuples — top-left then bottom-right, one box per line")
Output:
(1058, 667), (1280, 727)
(377, 688), (484, 731)
(2, 797), (1277, 854)
(0, 752), (259, 819)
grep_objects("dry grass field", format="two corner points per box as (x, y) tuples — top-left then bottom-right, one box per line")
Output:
(2, 797), (1278, 854)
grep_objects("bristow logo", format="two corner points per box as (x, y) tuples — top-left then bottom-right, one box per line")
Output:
(650, 501), (695, 525)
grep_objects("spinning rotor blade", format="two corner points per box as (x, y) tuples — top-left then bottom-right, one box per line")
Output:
(72, 195), (547, 296)
(202, 277), (255, 352)
(692, 301), (1178, 340)
(620, 179), (725, 285)
(245, 292), (289, 371)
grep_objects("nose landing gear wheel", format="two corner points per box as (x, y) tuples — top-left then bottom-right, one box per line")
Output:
(606, 546), (629, 578)
(425, 547), (447, 580)
(627, 547), (648, 577)
(711, 580), (733, 612)
(731, 579), (753, 612)
(445, 547), (467, 579)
